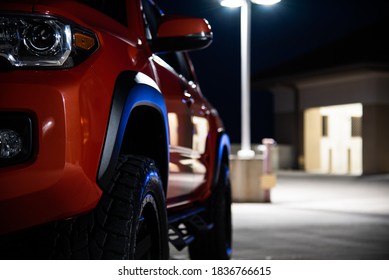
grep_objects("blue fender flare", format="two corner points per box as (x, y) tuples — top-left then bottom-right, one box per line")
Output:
(97, 71), (169, 191)
(212, 132), (231, 190)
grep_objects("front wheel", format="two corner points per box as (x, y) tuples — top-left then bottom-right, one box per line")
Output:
(90, 155), (169, 259)
(0, 155), (169, 260)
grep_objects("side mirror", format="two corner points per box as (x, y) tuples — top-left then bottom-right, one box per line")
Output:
(152, 15), (213, 53)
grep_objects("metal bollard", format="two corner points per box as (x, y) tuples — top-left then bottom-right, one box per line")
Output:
(260, 138), (277, 202)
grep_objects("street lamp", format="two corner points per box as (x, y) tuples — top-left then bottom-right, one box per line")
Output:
(220, 0), (281, 159)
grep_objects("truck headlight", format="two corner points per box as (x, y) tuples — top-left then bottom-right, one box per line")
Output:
(0, 14), (98, 68)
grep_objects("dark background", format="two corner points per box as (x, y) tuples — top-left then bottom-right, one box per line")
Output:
(158, 0), (389, 143)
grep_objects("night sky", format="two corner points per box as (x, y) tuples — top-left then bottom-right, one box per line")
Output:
(157, 0), (389, 143)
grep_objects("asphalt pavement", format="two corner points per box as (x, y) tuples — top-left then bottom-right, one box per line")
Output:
(170, 171), (389, 259)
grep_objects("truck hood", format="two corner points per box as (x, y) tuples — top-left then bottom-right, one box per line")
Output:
(0, 0), (73, 13)
(0, 1), (34, 13)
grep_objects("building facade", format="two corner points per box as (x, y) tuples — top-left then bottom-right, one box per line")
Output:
(263, 66), (389, 175)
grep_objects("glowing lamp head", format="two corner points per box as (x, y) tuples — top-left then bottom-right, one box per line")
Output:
(220, 0), (281, 7)
(251, 0), (281, 5)
(220, 0), (245, 8)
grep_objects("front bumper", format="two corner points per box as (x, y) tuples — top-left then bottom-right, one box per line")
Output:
(0, 68), (111, 234)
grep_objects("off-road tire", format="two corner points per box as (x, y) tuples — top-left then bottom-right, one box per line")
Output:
(0, 155), (169, 260)
(89, 154), (169, 259)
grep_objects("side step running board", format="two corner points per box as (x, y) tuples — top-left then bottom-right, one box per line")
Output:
(168, 224), (194, 251)
(168, 208), (214, 251)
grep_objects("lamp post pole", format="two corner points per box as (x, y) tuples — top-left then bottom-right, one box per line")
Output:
(221, 0), (281, 159)
(237, 0), (255, 158)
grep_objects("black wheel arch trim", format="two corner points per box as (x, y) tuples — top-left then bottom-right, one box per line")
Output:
(97, 71), (169, 193)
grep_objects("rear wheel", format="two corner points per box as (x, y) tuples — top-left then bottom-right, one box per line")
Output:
(189, 163), (232, 259)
